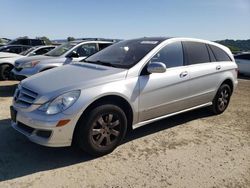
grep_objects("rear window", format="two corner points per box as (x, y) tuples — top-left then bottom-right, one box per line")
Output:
(183, 41), (210, 65)
(209, 45), (232, 62)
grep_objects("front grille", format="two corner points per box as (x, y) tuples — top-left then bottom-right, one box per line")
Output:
(14, 85), (38, 107)
(36, 130), (52, 138)
(16, 122), (52, 139)
(17, 122), (35, 134)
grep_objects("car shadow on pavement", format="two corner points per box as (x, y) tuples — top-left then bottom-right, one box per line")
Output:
(123, 108), (214, 144)
(0, 108), (214, 182)
(0, 83), (17, 97)
(0, 118), (93, 181)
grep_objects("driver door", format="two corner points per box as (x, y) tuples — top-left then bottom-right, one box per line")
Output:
(138, 41), (190, 121)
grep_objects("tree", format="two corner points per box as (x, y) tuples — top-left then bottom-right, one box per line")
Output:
(67, 37), (75, 41)
(38, 36), (52, 45)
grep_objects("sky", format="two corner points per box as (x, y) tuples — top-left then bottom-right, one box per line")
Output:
(0, 0), (250, 40)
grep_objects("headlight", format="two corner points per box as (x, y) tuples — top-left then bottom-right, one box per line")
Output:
(22, 60), (40, 68)
(39, 90), (81, 115)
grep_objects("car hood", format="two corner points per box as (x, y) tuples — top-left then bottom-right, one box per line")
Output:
(21, 63), (127, 103)
(15, 55), (69, 68)
(0, 52), (22, 59)
(15, 55), (60, 65)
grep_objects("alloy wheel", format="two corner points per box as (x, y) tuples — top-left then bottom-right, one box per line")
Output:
(91, 113), (121, 148)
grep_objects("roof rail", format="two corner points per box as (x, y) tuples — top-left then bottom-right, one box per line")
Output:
(81, 38), (122, 42)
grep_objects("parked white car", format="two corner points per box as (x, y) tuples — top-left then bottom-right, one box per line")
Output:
(0, 52), (21, 59)
(11, 37), (238, 156)
(234, 53), (250, 76)
(0, 45), (55, 80)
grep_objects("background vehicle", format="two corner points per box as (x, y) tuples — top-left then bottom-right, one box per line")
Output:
(10, 37), (237, 156)
(0, 38), (11, 47)
(0, 46), (55, 80)
(12, 39), (116, 80)
(234, 53), (250, 76)
(7, 38), (46, 46)
(0, 52), (21, 59)
(0, 45), (32, 54)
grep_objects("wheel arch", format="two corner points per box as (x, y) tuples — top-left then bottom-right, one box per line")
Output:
(72, 95), (134, 144)
(220, 78), (234, 92)
(0, 62), (14, 80)
(0, 62), (14, 68)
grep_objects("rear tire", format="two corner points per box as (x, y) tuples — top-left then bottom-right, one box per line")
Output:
(0, 64), (13, 80)
(211, 84), (232, 114)
(76, 104), (127, 156)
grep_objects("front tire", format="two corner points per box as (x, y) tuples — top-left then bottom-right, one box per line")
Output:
(76, 104), (127, 156)
(211, 84), (232, 114)
(0, 64), (13, 80)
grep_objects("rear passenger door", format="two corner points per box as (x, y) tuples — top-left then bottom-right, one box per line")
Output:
(139, 41), (191, 121)
(182, 41), (221, 106)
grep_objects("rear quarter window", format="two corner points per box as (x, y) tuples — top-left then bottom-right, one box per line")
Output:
(183, 41), (210, 65)
(209, 45), (232, 62)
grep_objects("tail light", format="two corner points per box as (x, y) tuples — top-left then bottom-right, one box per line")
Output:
(235, 68), (238, 77)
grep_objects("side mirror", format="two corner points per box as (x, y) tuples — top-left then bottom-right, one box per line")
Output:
(67, 51), (79, 58)
(147, 62), (166, 74)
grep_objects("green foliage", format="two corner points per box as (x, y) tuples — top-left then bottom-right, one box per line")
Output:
(216, 39), (250, 52)
(67, 37), (75, 41)
(38, 36), (52, 45)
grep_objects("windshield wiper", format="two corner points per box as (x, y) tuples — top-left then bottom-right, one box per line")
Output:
(83, 60), (116, 67)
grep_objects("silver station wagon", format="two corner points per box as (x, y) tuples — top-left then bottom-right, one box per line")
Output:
(10, 37), (238, 156)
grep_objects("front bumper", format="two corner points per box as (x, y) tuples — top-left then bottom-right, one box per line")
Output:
(10, 106), (78, 147)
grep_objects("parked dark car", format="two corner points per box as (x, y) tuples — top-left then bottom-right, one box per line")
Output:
(234, 53), (250, 76)
(8, 38), (46, 46)
(0, 45), (32, 54)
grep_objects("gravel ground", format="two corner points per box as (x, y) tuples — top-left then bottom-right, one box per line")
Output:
(0, 79), (249, 188)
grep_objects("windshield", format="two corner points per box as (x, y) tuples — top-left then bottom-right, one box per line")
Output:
(46, 42), (76, 57)
(83, 39), (161, 69)
(7, 39), (17, 45)
(20, 47), (36, 56)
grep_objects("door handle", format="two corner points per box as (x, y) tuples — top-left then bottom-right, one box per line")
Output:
(216, 65), (221, 70)
(180, 71), (188, 78)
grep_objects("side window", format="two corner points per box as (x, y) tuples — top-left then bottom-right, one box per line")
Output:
(2, 47), (11, 52)
(150, 42), (183, 68)
(34, 48), (52, 55)
(99, 43), (112, 51)
(207, 44), (216, 62)
(76, 43), (98, 57)
(4, 47), (20, 53)
(183, 41), (210, 64)
(209, 45), (231, 62)
(31, 40), (43, 46)
(20, 39), (30, 45)
(22, 46), (30, 52)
